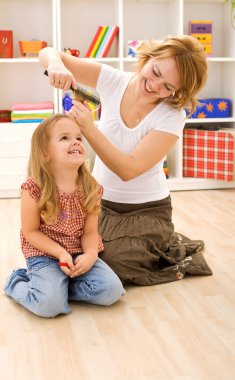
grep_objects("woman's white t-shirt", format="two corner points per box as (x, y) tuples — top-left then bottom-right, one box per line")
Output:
(93, 64), (186, 204)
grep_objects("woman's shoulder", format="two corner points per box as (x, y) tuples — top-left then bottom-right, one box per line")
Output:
(150, 103), (186, 136)
(158, 102), (186, 120)
(98, 64), (128, 91)
(21, 177), (41, 200)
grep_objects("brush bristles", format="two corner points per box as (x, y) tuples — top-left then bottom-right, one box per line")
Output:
(72, 86), (100, 106)
(43, 70), (100, 106)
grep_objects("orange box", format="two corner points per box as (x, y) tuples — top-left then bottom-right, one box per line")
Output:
(18, 40), (47, 56)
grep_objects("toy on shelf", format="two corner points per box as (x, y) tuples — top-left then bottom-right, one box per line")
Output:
(163, 158), (169, 179)
(188, 20), (212, 56)
(127, 40), (144, 57)
(64, 48), (80, 57)
(18, 39), (47, 57)
(62, 93), (73, 112)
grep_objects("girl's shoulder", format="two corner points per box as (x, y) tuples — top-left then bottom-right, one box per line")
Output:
(21, 177), (41, 201)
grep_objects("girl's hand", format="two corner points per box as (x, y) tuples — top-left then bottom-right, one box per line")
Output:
(70, 254), (97, 278)
(58, 252), (75, 276)
(47, 64), (77, 91)
(68, 100), (94, 132)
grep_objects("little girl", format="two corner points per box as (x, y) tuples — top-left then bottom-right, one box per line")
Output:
(3, 114), (125, 317)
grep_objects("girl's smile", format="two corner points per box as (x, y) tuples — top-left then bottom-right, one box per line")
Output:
(47, 118), (86, 168)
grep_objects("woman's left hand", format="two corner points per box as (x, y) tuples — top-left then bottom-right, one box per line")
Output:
(68, 100), (94, 133)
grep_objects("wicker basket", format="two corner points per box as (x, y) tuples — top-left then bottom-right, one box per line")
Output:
(18, 40), (47, 56)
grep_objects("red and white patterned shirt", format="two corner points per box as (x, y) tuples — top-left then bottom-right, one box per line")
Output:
(20, 177), (104, 259)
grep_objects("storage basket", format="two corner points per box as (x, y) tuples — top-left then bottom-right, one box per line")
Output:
(18, 40), (47, 56)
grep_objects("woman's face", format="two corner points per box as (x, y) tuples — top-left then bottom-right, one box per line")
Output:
(137, 56), (180, 101)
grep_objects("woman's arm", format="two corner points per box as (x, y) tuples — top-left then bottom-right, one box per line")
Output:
(39, 47), (102, 90)
(70, 100), (178, 181)
(21, 190), (74, 273)
(71, 212), (99, 277)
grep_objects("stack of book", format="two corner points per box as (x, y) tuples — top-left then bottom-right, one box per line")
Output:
(11, 101), (54, 123)
(85, 26), (119, 58)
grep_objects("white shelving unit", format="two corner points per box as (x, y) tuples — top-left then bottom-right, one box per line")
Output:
(0, 0), (57, 197)
(1, 0), (235, 197)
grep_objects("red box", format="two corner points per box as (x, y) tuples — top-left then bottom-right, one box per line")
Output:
(0, 30), (13, 58)
(183, 129), (235, 181)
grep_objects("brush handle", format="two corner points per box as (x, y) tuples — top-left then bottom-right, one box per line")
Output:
(43, 70), (100, 106)
(44, 70), (74, 91)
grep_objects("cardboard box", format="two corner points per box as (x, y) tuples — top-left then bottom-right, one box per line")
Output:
(183, 128), (235, 181)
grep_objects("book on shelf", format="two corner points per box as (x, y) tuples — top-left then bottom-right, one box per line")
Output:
(85, 25), (119, 58)
(85, 26), (103, 58)
(100, 26), (119, 57)
(89, 26), (108, 58)
(95, 25), (113, 57)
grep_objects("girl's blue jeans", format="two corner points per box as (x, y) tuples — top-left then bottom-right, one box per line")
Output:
(3, 255), (125, 318)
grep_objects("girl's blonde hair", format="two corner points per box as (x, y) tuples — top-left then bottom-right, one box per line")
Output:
(135, 35), (208, 114)
(28, 114), (100, 224)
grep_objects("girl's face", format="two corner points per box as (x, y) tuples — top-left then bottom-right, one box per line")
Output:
(46, 118), (86, 169)
(137, 56), (180, 101)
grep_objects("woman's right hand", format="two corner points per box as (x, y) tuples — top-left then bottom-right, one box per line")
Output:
(47, 64), (77, 91)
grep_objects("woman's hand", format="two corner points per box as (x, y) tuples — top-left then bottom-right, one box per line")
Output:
(70, 254), (97, 278)
(47, 64), (77, 91)
(68, 100), (95, 133)
(58, 251), (75, 276)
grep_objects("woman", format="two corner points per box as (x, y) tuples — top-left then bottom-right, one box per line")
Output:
(39, 35), (212, 286)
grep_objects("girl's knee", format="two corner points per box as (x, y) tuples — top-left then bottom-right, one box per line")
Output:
(29, 293), (71, 318)
(33, 302), (71, 318)
(99, 274), (126, 306)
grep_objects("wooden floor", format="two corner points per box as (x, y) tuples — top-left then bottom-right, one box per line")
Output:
(0, 189), (235, 380)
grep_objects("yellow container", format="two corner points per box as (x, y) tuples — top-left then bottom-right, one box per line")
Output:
(190, 20), (212, 24)
(202, 44), (212, 55)
(192, 33), (212, 44)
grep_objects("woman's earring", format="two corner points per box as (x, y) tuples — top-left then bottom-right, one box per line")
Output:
(172, 92), (175, 98)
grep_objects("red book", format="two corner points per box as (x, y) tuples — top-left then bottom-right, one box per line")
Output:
(85, 26), (103, 58)
(101, 26), (119, 58)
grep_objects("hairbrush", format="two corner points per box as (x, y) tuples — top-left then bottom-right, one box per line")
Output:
(44, 70), (100, 108)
